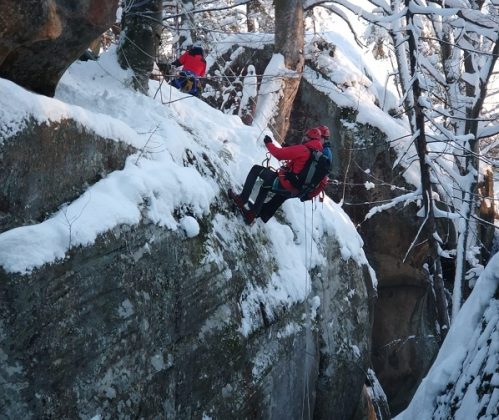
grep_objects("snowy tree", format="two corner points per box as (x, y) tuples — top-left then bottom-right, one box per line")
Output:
(308, 0), (499, 336)
(239, 64), (258, 124)
(118, 0), (163, 93)
(385, 0), (499, 328)
(175, 0), (196, 50)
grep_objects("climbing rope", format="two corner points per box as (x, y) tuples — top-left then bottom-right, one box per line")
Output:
(300, 200), (317, 419)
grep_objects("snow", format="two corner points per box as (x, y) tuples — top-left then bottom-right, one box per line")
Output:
(1, 4), (496, 415)
(239, 64), (258, 117)
(0, 77), (140, 149)
(179, 216), (200, 238)
(364, 181), (375, 190)
(396, 252), (499, 420)
(252, 53), (289, 139)
(0, 46), (372, 339)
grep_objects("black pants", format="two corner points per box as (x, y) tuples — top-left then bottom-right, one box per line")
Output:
(240, 165), (295, 222)
(239, 165), (279, 217)
(259, 194), (288, 222)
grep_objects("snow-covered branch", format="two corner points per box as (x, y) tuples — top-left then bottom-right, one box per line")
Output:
(364, 188), (422, 221)
(313, 3), (366, 47)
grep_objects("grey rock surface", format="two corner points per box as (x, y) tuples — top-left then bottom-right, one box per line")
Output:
(0, 0), (119, 96)
(0, 118), (136, 233)
(0, 116), (374, 419)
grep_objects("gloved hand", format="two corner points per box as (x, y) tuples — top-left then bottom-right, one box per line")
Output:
(323, 141), (331, 148)
(264, 135), (272, 144)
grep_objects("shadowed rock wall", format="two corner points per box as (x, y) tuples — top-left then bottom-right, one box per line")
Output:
(0, 0), (119, 96)
(0, 119), (136, 233)
(290, 77), (442, 415)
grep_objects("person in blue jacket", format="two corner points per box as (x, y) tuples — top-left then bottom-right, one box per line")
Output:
(317, 125), (332, 161)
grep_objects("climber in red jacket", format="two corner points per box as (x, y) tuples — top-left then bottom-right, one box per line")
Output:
(170, 42), (207, 95)
(229, 128), (329, 225)
(171, 41), (207, 77)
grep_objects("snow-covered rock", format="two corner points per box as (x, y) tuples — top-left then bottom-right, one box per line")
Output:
(397, 253), (499, 420)
(0, 49), (376, 419)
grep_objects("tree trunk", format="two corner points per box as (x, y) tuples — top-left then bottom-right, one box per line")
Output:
(478, 169), (496, 264)
(405, 1), (450, 339)
(118, 0), (162, 93)
(272, 0), (304, 140)
(452, 34), (499, 320)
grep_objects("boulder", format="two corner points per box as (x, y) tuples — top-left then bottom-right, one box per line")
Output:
(0, 118), (136, 233)
(0, 208), (374, 419)
(0, 112), (374, 419)
(0, 0), (119, 96)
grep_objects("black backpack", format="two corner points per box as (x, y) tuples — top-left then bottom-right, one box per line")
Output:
(286, 146), (331, 197)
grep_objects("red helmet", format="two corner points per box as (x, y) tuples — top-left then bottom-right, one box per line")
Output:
(304, 127), (322, 141)
(317, 125), (330, 138)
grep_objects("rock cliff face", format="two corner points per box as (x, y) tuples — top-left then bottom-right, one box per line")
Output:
(0, 119), (135, 233)
(290, 78), (441, 415)
(0, 0), (119, 96)
(0, 117), (374, 419)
